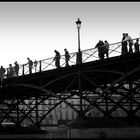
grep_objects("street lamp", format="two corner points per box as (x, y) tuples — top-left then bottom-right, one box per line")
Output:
(76, 18), (83, 118)
(76, 18), (82, 64)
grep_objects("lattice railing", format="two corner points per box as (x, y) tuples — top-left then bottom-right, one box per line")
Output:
(4, 37), (140, 78)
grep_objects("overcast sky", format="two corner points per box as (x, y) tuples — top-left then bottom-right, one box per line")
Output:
(0, 2), (140, 67)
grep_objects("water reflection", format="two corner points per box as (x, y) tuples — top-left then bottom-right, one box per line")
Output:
(41, 126), (69, 138)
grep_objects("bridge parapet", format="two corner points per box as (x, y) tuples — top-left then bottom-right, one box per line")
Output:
(4, 37), (140, 78)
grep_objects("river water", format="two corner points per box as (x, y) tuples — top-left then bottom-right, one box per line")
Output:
(41, 126), (140, 139)
(0, 126), (140, 138)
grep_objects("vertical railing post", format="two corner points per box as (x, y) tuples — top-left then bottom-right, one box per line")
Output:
(22, 64), (25, 76)
(78, 70), (83, 118)
(105, 86), (109, 117)
(76, 51), (82, 64)
(16, 97), (20, 127)
(129, 78), (133, 118)
(35, 96), (40, 128)
(39, 61), (42, 72)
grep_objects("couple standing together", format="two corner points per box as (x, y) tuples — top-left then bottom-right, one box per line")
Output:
(121, 33), (133, 55)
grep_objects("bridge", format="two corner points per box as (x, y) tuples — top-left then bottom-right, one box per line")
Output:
(1, 37), (140, 129)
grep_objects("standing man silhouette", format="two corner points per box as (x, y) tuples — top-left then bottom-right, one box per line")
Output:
(14, 61), (19, 77)
(124, 33), (133, 54)
(121, 33), (128, 55)
(64, 48), (70, 67)
(27, 57), (33, 74)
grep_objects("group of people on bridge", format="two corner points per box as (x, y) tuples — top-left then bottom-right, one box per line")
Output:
(0, 34), (140, 87)
(95, 33), (140, 60)
(0, 61), (19, 85)
(0, 48), (70, 86)
(95, 40), (109, 60)
(121, 33), (139, 55)
(53, 48), (70, 69)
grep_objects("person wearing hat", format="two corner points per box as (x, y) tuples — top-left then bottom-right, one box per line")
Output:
(121, 33), (128, 55)
(14, 61), (19, 77)
(64, 48), (70, 67)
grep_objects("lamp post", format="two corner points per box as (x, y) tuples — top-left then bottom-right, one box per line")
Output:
(76, 18), (82, 64)
(76, 18), (83, 118)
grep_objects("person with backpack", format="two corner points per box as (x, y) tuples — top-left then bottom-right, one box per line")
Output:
(27, 57), (33, 74)
(64, 48), (70, 67)
(53, 50), (61, 68)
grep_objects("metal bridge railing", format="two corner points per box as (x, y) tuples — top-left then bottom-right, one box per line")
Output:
(4, 37), (140, 79)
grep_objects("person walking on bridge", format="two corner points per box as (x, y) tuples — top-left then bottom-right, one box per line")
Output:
(0, 66), (6, 87)
(121, 33), (128, 55)
(14, 61), (19, 77)
(64, 48), (70, 67)
(53, 50), (61, 69)
(27, 57), (33, 74)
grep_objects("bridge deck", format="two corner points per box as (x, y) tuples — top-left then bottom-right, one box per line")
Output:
(1, 52), (140, 97)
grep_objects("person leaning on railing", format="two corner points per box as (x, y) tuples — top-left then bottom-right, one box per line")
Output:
(95, 40), (105, 60)
(53, 50), (61, 68)
(64, 48), (70, 67)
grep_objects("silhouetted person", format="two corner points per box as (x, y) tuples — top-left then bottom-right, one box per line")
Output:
(121, 33), (128, 55)
(124, 33), (133, 53)
(53, 50), (61, 68)
(0, 66), (6, 87)
(104, 40), (109, 58)
(134, 38), (140, 53)
(27, 57), (33, 74)
(14, 61), (19, 77)
(8, 64), (14, 78)
(64, 48), (70, 67)
(95, 40), (105, 60)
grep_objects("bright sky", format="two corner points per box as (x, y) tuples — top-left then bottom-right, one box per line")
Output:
(0, 2), (140, 68)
